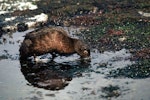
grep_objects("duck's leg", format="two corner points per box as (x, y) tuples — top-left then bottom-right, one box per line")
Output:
(33, 54), (37, 62)
(51, 53), (57, 61)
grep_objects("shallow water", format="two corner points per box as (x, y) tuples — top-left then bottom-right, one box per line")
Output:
(0, 28), (150, 100)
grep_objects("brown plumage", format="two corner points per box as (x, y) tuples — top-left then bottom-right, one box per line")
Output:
(19, 27), (90, 60)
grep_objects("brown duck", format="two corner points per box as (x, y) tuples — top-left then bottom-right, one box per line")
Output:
(19, 27), (90, 60)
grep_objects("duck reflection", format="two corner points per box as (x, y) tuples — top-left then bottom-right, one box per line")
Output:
(20, 59), (90, 90)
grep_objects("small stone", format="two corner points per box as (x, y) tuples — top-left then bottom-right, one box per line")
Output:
(17, 23), (28, 32)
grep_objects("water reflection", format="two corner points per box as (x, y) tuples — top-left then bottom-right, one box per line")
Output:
(20, 58), (91, 90)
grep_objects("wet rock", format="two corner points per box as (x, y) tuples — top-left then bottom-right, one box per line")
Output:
(133, 48), (150, 60)
(0, 55), (8, 60)
(1, 0), (149, 34)
(71, 14), (102, 26)
(17, 23), (28, 32)
(2, 38), (7, 43)
(101, 85), (121, 98)
(107, 29), (125, 36)
(81, 20), (150, 53)
(63, 20), (70, 27)
(0, 26), (4, 36)
(108, 60), (150, 79)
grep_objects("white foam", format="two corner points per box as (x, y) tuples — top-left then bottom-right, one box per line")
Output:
(0, 11), (9, 14)
(28, 13), (48, 23)
(5, 17), (16, 21)
(138, 11), (150, 17)
(0, 0), (39, 11)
